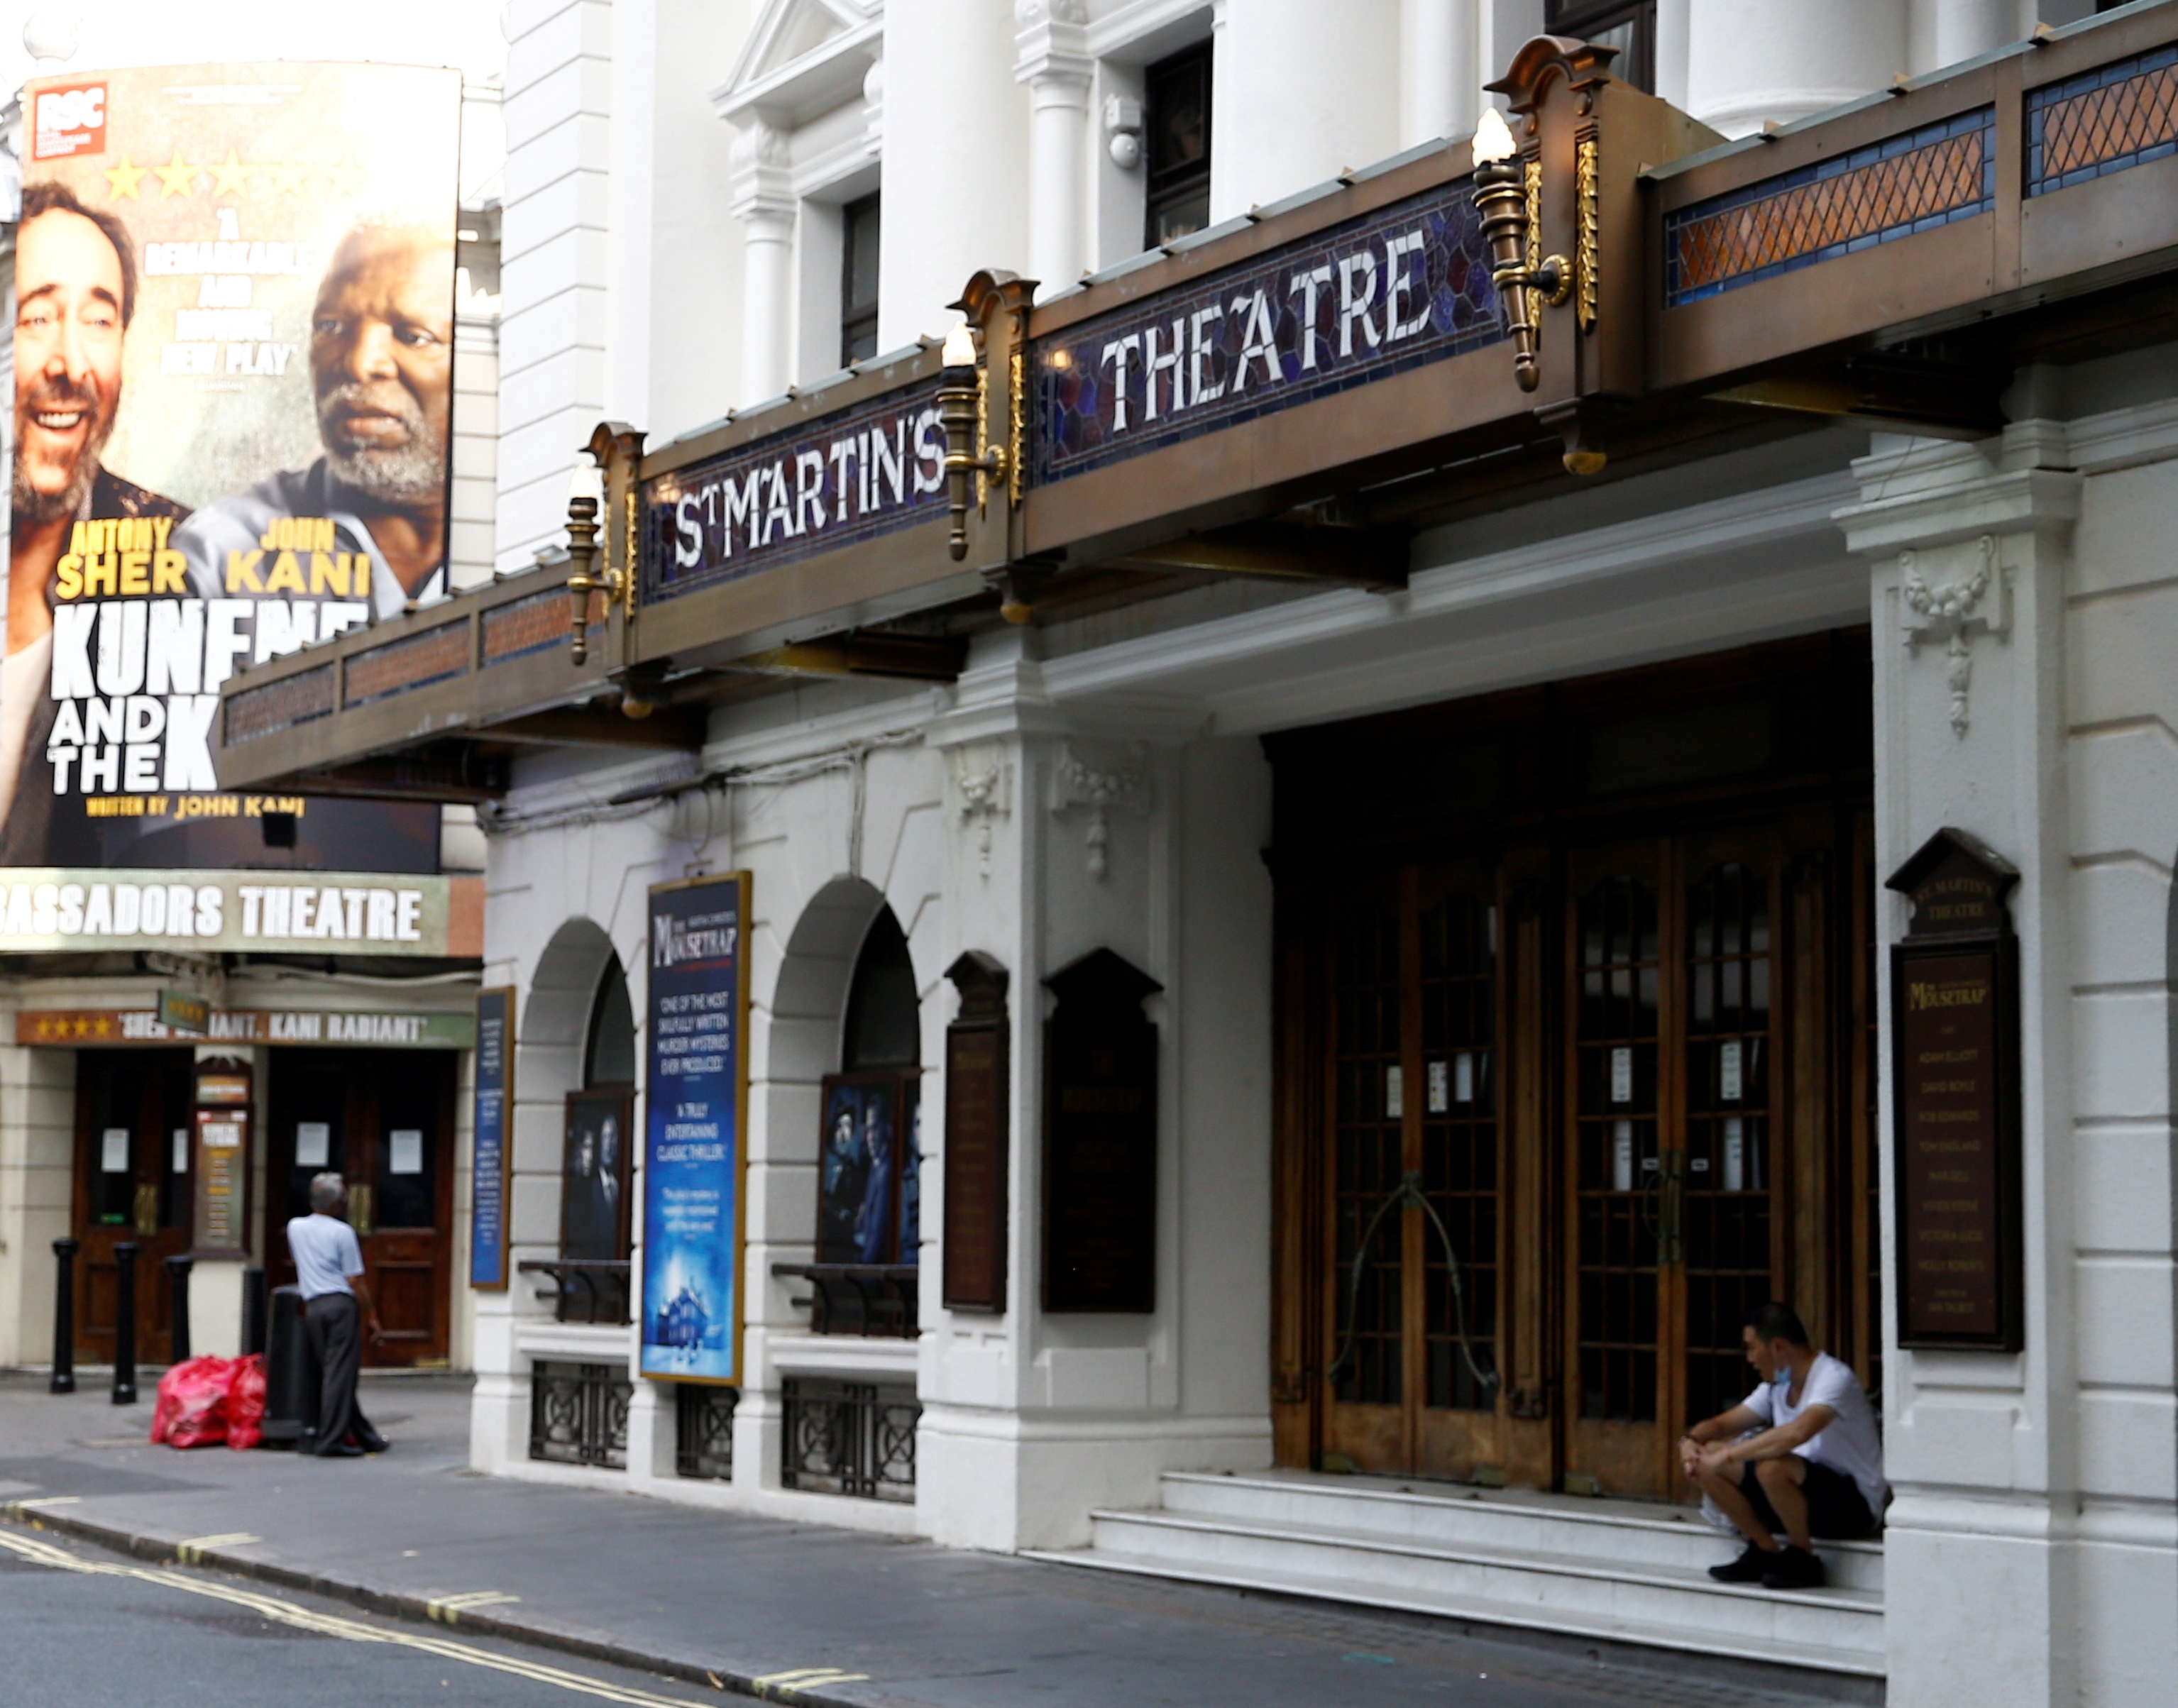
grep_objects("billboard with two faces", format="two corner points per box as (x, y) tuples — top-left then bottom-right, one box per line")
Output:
(9, 62), (462, 873)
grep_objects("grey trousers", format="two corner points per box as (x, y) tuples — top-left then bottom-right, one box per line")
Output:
(302, 1293), (378, 1455)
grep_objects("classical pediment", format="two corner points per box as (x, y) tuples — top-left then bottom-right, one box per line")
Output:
(712, 0), (883, 131)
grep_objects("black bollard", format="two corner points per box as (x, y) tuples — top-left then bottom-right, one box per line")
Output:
(165, 1255), (194, 1365)
(241, 1267), (268, 1358)
(50, 1238), (79, 1394)
(111, 1242), (140, 1406)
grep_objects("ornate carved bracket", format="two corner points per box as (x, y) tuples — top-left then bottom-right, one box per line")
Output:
(1048, 740), (1149, 880)
(1900, 534), (2009, 739)
(952, 745), (1013, 881)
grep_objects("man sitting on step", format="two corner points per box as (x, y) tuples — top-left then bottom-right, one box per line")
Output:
(1681, 1302), (1886, 1591)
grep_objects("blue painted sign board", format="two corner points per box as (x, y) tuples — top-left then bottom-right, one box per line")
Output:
(468, 986), (513, 1289)
(639, 873), (751, 1385)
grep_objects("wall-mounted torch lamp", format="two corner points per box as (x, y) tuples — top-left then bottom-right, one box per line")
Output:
(1470, 106), (1569, 394)
(937, 321), (1009, 562)
(565, 461), (604, 665)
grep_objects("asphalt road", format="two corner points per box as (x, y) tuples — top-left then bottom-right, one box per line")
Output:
(0, 1524), (730, 1708)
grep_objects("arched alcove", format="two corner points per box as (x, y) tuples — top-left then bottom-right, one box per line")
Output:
(767, 879), (926, 1276)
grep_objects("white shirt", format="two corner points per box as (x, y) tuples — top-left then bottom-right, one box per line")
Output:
(287, 1213), (365, 1301)
(1744, 1350), (1888, 1515)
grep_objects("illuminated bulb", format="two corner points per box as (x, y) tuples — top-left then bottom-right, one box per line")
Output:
(941, 322), (978, 368)
(566, 461), (604, 505)
(1472, 105), (1517, 165)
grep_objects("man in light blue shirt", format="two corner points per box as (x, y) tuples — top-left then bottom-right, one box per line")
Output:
(286, 1172), (387, 1458)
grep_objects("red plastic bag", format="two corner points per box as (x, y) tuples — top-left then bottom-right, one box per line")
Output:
(150, 1357), (236, 1449)
(224, 1355), (267, 1451)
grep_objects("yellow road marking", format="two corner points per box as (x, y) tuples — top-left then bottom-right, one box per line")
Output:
(752, 1669), (871, 1693)
(176, 1531), (261, 1563)
(427, 1589), (524, 1621)
(9, 1496), (82, 1509)
(0, 1527), (720, 1706)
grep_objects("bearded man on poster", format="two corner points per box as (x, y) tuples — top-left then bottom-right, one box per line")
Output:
(175, 220), (458, 622)
(1, 181), (192, 863)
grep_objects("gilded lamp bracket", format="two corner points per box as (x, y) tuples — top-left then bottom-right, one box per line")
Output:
(1473, 35), (1615, 404)
(941, 270), (1035, 563)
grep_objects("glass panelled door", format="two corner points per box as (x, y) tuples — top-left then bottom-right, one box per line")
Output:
(1561, 834), (1783, 1498)
(1323, 865), (1505, 1480)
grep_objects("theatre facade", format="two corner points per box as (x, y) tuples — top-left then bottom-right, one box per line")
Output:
(214, 10), (2176, 1704)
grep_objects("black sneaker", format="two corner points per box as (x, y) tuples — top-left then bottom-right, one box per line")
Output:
(1708, 1543), (1779, 1583)
(1760, 1545), (1827, 1589)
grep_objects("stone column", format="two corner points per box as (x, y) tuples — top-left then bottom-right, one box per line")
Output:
(1687, 0), (1906, 137)
(1016, 2), (1092, 297)
(730, 120), (795, 403)
(1209, 0), (1402, 221)
(1400, 0), (1477, 148)
(915, 629), (1275, 1553)
(1838, 426), (2083, 1708)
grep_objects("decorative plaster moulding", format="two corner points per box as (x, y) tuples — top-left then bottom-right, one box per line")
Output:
(1900, 534), (2008, 739)
(1049, 739), (1150, 880)
(713, 0), (884, 131)
(951, 744), (1014, 881)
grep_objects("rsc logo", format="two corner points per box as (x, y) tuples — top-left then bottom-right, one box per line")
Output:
(33, 82), (107, 161)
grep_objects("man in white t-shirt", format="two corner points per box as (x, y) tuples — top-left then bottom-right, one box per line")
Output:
(1681, 1302), (1886, 1590)
(286, 1172), (387, 1458)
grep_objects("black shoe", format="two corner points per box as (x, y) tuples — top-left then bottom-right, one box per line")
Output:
(1708, 1543), (1781, 1583)
(317, 1441), (366, 1458)
(356, 1433), (389, 1454)
(1761, 1545), (1827, 1589)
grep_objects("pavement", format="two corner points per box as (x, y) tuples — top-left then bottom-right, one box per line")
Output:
(0, 1370), (1858, 1708)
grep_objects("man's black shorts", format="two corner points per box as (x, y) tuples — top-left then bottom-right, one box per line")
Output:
(1738, 1458), (1876, 1540)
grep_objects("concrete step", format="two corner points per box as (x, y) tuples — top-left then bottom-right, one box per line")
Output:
(1025, 1538), (1886, 1681)
(1021, 1470), (1886, 1682)
(1158, 1470), (1885, 1593)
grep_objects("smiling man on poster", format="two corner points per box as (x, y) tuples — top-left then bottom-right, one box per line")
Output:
(1, 180), (190, 861)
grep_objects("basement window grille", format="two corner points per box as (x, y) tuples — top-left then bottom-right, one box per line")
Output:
(675, 1384), (737, 1480)
(528, 1360), (631, 1469)
(779, 1377), (918, 1501)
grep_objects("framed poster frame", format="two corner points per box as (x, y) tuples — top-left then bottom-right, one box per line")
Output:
(639, 871), (752, 1387)
(468, 986), (515, 1289)
(1886, 828), (2025, 1352)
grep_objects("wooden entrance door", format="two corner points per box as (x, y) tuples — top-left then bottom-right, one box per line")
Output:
(265, 1049), (456, 1367)
(1561, 829), (1785, 1497)
(1319, 864), (1506, 1480)
(72, 1050), (197, 1362)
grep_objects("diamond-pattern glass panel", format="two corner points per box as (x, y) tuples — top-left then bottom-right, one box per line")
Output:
(2029, 45), (2178, 195)
(1666, 108), (1995, 307)
(223, 662), (334, 744)
(343, 620), (470, 707)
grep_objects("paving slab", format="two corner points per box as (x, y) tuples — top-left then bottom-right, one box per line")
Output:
(0, 1371), (1864, 1708)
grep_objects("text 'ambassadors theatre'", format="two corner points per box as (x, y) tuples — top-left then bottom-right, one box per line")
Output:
(0, 62), (486, 1375)
(219, 16), (2169, 1707)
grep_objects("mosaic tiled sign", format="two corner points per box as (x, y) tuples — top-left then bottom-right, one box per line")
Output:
(640, 377), (947, 603)
(1030, 181), (1502, 486)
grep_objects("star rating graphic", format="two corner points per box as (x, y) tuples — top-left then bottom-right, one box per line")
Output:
(99, 153), (350, 202)
(155, 150), (199, 197)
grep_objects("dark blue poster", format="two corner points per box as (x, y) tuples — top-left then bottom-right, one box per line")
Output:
(468, 986), (512, 1289)
(639, 874), (749, 1384)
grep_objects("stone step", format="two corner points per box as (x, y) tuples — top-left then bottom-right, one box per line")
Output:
(1025, 1536), (1886, 1682)
(1076, 1506), (1882, 1658)
(1158, 1470), (1886, 1594)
